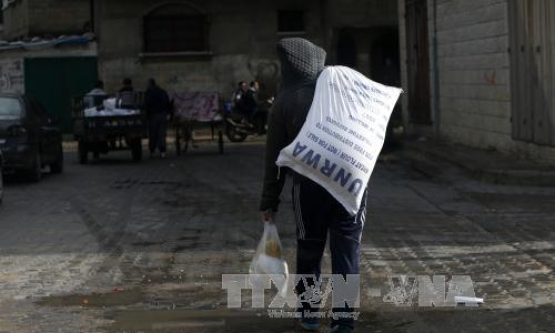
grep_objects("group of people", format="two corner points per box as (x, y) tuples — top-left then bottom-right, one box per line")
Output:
(86, 78), (171, 158)
(231, 80), (260, 123)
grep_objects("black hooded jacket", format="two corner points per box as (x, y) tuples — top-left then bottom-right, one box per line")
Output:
(260, 38), (327, 212)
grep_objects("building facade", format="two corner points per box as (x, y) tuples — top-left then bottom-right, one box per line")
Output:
(94, 0), (326, 95)
(0, 0), (399, 132)
(398, 0), (555, 162)
(94, 0), (398, 97)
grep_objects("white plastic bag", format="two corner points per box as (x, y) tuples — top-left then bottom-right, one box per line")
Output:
(276, 66), (402, 215)
(250, 222), (289, 276)
(249, 222), (289, 295)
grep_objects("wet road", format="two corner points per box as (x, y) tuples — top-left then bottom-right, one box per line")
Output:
(0, 141), (554, 332)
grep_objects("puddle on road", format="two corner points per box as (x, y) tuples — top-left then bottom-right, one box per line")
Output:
(35, 289), (146, 308)
(36, 290), (411, 333)
(105, 309), (410, 333)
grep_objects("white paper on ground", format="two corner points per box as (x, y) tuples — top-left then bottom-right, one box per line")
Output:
(454, 296), (484, 303)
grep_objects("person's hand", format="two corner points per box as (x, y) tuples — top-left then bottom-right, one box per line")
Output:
(261, 210), (275, 223)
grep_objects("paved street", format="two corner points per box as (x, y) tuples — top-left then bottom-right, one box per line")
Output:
(0, 141), (554, 333)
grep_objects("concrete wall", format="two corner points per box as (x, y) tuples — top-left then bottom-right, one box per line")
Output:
(2, 0), (30, 39)
(398, 0), (555, 163)
(0, 56), (24, 93)
(2, 0), (90, 40)
(96, 0), (325, 98)
(326, 0), (399, 70)
(327, 0), (397, 28)
(27, 0), (90, 36)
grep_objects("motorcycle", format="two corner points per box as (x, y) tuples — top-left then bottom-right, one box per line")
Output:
(224, 97), (273, 143)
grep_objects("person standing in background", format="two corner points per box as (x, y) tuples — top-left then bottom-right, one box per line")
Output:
(232, 81), (247, 110)
(85, 80), (107, 108)
(118, 78), (136, 109)
(144, 78), (171, 158)
(242, 81), (260, 124)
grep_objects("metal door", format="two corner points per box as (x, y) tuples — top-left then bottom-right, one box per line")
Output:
(24, 57), (98, 133)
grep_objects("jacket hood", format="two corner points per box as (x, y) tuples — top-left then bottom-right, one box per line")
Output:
(277, 38), (326, 87)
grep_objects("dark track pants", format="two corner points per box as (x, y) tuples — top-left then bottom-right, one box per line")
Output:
(148, 113), (167, 153)
(292, 176), (366, 330)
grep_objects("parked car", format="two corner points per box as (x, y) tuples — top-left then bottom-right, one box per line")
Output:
(0, 93), (63, 182)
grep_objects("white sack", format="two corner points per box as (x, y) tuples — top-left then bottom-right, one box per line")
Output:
(84, 107), (140, 117)
(276, 66), (402, 215)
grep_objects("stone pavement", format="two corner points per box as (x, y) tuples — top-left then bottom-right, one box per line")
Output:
(401, 138), (555, 186)
(0, 141), (553, 332)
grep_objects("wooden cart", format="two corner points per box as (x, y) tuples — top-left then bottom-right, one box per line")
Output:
(171, 92), (224, 155)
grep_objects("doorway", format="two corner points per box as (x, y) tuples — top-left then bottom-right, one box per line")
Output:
(405, 0), (432, 124)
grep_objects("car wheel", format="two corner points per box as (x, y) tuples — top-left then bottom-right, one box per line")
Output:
(78, 141), (88, 164)
(29, 151), (42, 182)
(50, 144), (64, 174)
(131, 139), (142, 162)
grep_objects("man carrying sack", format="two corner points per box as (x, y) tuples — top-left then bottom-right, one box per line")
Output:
(260, 37), (402, 333)
(260, 38), (363, 333)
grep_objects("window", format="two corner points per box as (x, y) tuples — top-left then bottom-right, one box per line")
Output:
(0, 97), (22, 120)
(143, 4), (208, 53)
(278, 10), (305, 33)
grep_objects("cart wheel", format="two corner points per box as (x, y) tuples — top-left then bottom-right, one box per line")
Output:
(183, 137), (189, 154)
(131, 139), (142, 162)
(218, 131), (224, 154)
(225, 124), (248, 143)
(78, 141), (88, 164)
(181, 125), (191, 154)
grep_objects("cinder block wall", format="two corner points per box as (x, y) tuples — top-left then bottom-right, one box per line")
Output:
(398, 0), (555, 163)
(435, 0), (511, 150)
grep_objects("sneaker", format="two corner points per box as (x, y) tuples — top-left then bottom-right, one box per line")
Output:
(299, 317), (320, 332)
(329, 325), (352, 333)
